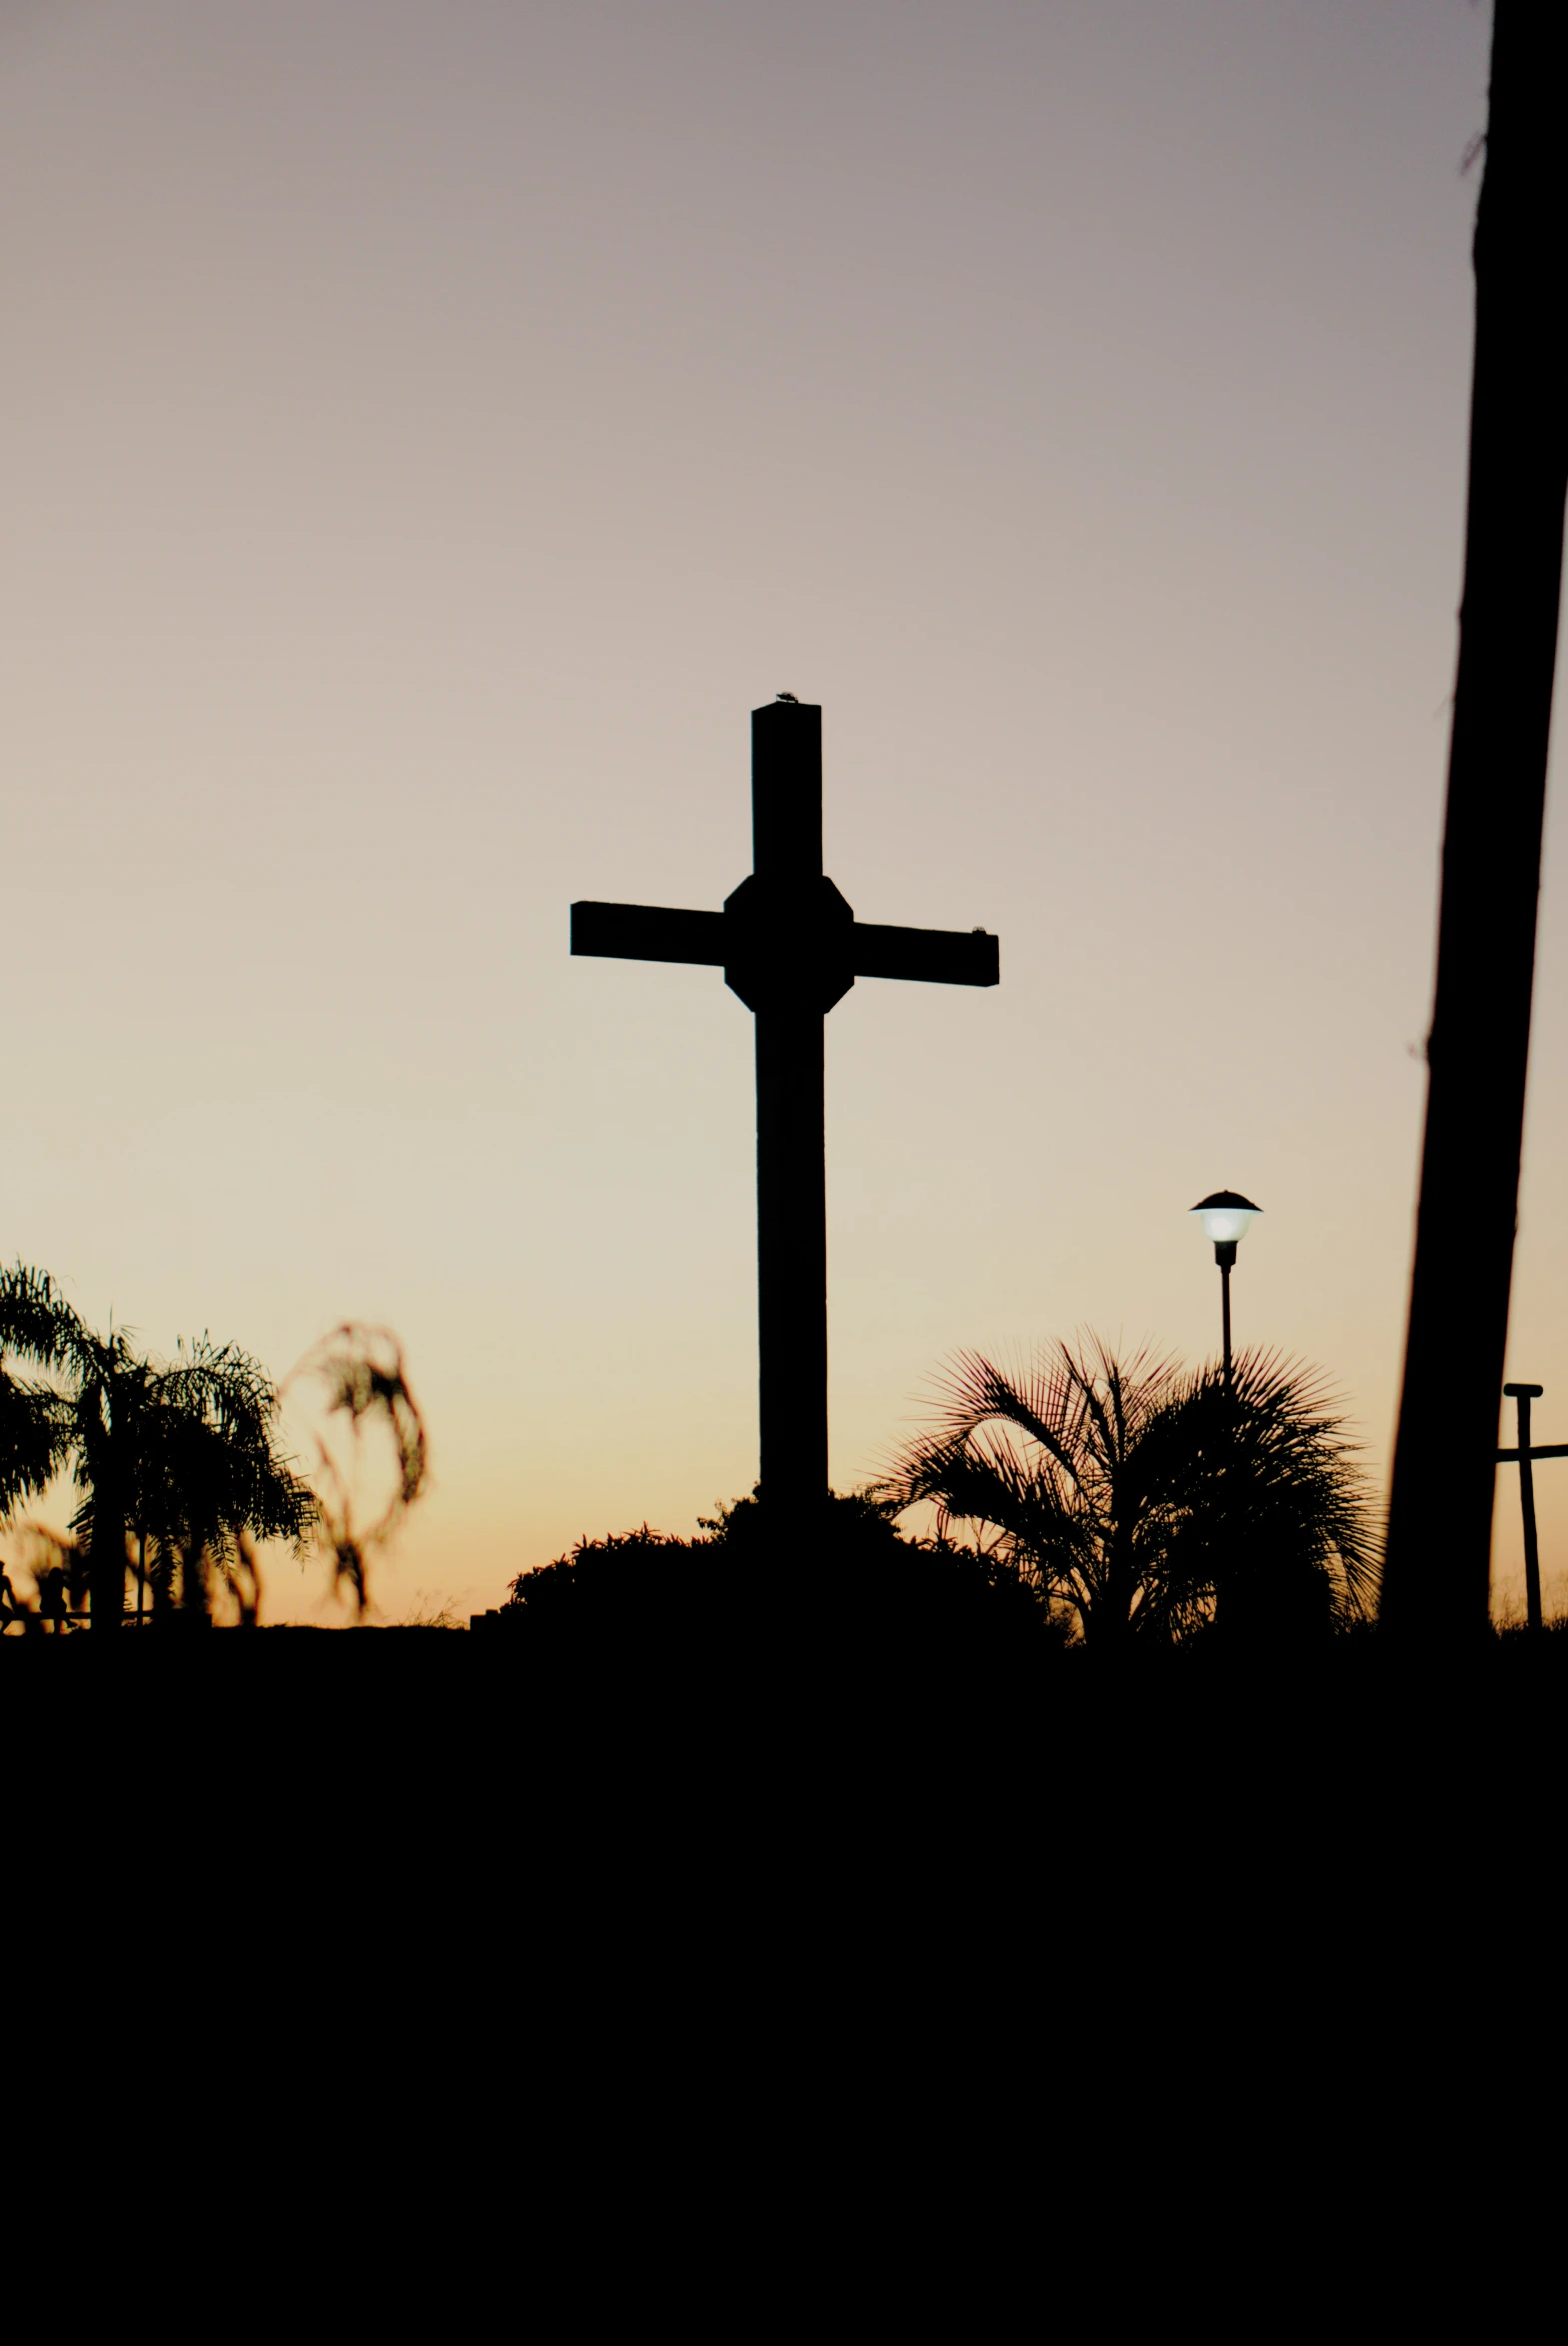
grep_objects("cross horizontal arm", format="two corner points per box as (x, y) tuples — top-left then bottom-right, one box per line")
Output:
(571, 901), (728, 967)
(1497, 1443), (1568, 1462)
(850, 922), (999, 987)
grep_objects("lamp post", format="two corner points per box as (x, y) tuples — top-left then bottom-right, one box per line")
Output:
(1191, 1190), (1262, 1390)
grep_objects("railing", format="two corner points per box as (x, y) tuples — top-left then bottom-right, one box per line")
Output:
(1498, 1383), (1564, 1634)
(21, 1607), (160, 1633)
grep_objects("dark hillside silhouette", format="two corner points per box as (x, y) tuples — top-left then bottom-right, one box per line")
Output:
(1384, 1), (1568, 1637)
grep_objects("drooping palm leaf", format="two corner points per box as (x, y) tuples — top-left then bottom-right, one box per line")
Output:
(282, 1324), (426, 1613)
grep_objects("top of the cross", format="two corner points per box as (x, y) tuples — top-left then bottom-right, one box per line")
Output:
(751, 696), (823, 876)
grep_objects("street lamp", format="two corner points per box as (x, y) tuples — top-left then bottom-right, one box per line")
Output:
(1191, 1190), (1262, 1389)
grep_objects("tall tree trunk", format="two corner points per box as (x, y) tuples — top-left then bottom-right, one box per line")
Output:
(86, 1390), (126, 1636)
(89, 1482), (126, 1636)
(1382, 4), (1568, 1638)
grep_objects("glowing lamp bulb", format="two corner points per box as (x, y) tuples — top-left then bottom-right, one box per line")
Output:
(1191, 1190), (1262, 1247)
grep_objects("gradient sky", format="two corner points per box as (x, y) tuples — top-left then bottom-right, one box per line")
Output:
(4, 0), (1562, 1624)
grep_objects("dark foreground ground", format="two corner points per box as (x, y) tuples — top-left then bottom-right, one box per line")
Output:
(12, 1624), (1563, 1849)
(11, 1626), (1558, 2239)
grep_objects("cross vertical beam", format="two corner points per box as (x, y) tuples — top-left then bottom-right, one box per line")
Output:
(750, 703), (828, 1506)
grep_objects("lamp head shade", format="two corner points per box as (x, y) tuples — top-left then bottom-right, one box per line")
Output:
(1191, 1190), (1262, 1248)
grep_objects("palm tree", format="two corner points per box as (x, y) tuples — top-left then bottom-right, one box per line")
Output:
(889, 1337), (1377, 1647)
(0, 1358), (72, 1525)
(282, 1323), (426, 1615)
(116, 1334), (320, 1624)
(0, 1264), (316, 1631)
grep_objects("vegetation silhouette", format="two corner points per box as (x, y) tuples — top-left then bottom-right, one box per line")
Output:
(0, 1264), (316, 1631)
(282, 1324), (427, 1618)
(889, 1338), (1377, 1647)
(494, 1488), (1053, 1673)
(0, 1525), (87, 1634)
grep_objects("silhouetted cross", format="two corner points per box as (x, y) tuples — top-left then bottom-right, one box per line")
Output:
(572, 698), (999, 1508)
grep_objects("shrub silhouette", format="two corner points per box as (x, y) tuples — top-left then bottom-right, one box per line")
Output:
(500, 1488), (1051, 1667)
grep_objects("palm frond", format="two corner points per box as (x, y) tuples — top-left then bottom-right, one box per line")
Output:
(282, 1324), (427, 1613)
(0, 1262), (100, 1382)
(889, 1334), (1380, 1644)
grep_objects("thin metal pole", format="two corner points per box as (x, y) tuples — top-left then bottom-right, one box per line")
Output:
(1217, 1246), (1235, 1391)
